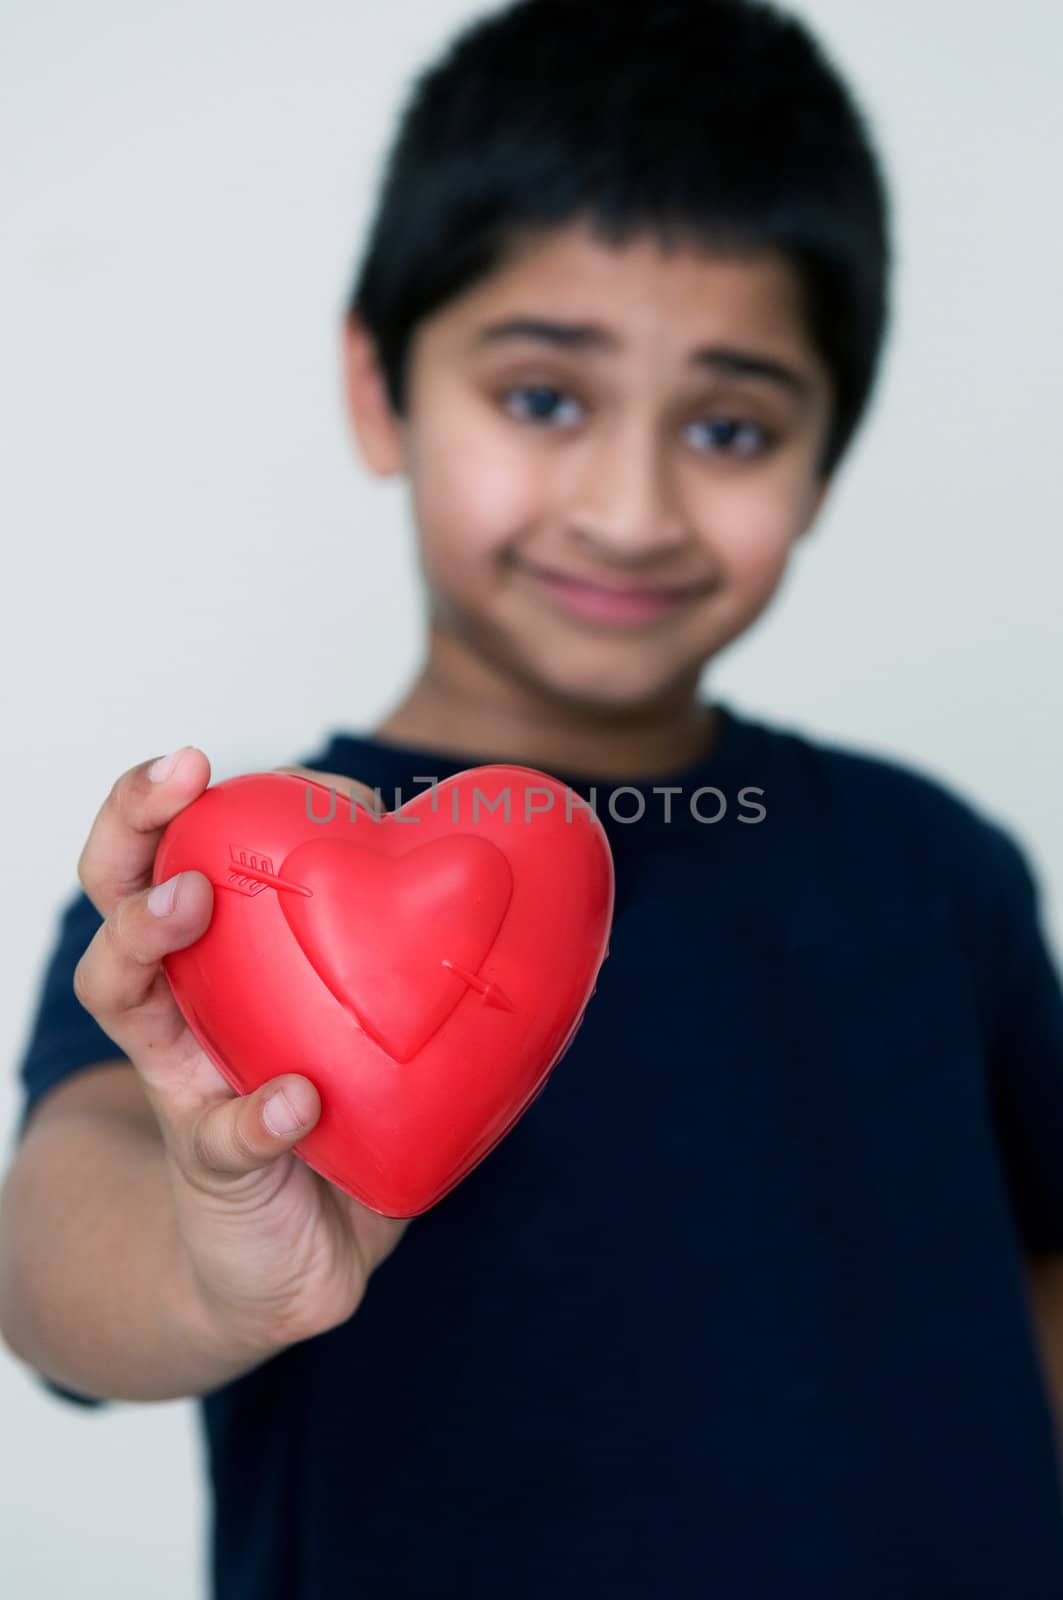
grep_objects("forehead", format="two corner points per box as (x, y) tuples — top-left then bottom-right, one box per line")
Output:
(425, 219), (820, 367)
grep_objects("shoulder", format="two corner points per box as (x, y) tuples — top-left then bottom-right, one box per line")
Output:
(749, 708), (987, 822)
(739, 708), (1038, 905)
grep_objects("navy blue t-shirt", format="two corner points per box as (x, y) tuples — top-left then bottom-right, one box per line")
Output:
(11, 699), (1063, 1597)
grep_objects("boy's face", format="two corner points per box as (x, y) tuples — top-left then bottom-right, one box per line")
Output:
(345, 221), (834, 714)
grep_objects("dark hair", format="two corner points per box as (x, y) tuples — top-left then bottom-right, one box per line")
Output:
(349, 0), (891, 477)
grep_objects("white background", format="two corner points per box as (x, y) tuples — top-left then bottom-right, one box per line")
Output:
(2, 1), (1061, 1593)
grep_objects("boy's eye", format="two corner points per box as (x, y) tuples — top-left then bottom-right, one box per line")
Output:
(501, 385), (584, 427)
(500, 386), (775, 458)
(684, 416), (773, 457)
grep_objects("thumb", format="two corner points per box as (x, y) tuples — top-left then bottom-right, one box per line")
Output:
(185, 1075), (323, 1184)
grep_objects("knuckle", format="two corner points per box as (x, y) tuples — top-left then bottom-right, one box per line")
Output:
(230, 1110), (266, 1167)
(187, 1112), (222, 1175)
(76, 849), (98, 903)
(190, 1101), (259, 1178)
(72, 951), (95, 1012)
(106, 897), (152, 967)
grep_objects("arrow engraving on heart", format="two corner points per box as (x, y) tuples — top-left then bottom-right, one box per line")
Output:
(221, 844), (313, 898)
(212, 835), (517, 1059)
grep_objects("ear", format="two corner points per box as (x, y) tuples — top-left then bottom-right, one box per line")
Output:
(341, 310), (406, 477)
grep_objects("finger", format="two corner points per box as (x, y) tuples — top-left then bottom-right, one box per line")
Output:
(73, 869), (215, 1073)
(78, 747), (211, 919)
(273, 765), (385, 818)
(182, 1073), (323, 1186)
(73, 870), (321, 1187)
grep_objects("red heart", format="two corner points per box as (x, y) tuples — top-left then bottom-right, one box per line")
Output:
(153, 766), (614, 1216)
(278, 835), (515, 1063)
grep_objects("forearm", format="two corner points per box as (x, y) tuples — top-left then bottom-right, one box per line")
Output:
(0, 1109), (267, 1403)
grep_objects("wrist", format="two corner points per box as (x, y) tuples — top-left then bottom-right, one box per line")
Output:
(163, 1230), (282, 1395)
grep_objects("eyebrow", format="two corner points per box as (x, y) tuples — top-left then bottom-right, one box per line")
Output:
(471, 316), (811, 397)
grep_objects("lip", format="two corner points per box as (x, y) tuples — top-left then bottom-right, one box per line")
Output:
(517, 561), (714, 626)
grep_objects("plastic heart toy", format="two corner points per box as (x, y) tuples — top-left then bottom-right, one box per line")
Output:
(152, 765), (614, 1216)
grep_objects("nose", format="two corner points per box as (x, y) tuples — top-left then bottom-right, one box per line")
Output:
(566, 418), (689, 562)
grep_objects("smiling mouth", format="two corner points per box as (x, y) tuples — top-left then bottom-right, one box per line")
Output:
(516, 560), (716, 625)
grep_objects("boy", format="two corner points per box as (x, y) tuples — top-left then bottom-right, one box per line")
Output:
(4, 1), (1063, 1594)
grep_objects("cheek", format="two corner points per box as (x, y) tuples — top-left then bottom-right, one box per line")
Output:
(704, 475), (811, 596)
(413, 451), (544, 595)
(408, 412), (545, 575)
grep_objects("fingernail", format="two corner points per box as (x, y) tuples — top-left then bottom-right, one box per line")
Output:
(148, 874), (180, 917)
(263, 1091), (302, 1137)
(149, 748), (186, 783)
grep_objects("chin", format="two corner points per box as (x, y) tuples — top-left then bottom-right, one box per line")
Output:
(520, 651), (696, 718)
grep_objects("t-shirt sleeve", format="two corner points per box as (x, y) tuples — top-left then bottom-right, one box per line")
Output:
(981, 823), (1063, 1256)
(9, 883), (130, 1409)
(13, 885), (128, 1145)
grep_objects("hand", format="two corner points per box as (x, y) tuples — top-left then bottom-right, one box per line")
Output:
(73, 747), (410, 1366)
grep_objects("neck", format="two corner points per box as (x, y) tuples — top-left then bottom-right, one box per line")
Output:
(371, 626), (720, 780)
